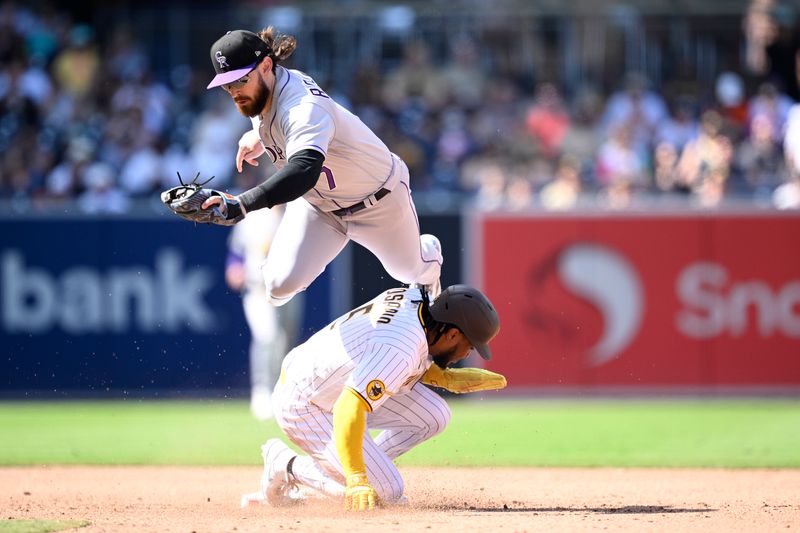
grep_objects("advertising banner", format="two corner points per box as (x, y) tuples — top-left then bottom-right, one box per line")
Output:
(477, 212), (800, 388)
(0, 218), (330, 396)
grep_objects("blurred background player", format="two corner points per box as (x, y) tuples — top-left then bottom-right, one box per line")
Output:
(225, 205), (303, 420)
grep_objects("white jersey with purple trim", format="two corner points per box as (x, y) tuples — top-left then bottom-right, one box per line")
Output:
(251, 66), (397, 211)
(280, 286), (432, 412)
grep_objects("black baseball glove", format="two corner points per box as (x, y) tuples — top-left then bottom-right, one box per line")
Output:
(161, 172), (244, 226)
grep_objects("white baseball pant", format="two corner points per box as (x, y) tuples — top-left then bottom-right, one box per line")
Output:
(261, 157), (442, 306)
(271, 376), (451, 502)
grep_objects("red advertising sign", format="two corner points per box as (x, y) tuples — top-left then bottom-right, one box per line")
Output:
(476, 212), (800, 388)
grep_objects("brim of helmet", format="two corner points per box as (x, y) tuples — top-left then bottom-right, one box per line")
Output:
(206, 63), (258, 89)
(474, 344), (492, 360)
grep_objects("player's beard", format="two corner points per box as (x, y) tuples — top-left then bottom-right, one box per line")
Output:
(432, 346), (459, 369)
(235, 75), (270, 117)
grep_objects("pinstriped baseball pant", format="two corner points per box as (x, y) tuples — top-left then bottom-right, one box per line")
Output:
(271, 377), (451, 502)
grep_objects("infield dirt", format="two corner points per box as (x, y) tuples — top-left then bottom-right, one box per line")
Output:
(2, 467), (798, 532)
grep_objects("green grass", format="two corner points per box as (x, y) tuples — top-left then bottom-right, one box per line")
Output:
(0, 520), (90, 533)
(0, 399), (798, 468)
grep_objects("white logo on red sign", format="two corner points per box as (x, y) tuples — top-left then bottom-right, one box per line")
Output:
(676, 262), (800, 338)
(556, 243), (644, 366)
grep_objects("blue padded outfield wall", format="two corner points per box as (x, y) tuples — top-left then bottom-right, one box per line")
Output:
(0, 217), (331, 397)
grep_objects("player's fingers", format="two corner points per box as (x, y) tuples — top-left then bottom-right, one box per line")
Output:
(356, 493), (367, 511)
(201, 196), (222, 210)
(236, 146), (249, 173)
(245, 157), (259, 167)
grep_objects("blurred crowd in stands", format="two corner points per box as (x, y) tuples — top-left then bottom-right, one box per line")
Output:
(1, 0), (800, 214)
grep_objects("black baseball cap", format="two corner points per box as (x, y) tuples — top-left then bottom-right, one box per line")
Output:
(207, 30), (269, 89)
(428, 285), (500, 360)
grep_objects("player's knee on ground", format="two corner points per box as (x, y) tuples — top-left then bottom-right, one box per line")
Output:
(372, 472), (404, 503)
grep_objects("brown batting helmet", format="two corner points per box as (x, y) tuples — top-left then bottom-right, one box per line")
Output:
(429, 285), (500, 360)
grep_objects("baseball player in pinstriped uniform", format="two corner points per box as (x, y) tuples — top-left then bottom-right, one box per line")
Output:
(202, 28), (443, 305)
(240, 285), (506, 511)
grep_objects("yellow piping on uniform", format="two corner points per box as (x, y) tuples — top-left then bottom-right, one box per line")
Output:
(417, 301), (426, 329)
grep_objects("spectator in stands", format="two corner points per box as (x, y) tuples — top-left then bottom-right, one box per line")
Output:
(44, 136), (94, 201)
(431, 108), (475, 191)
(101, 106), (151, 171)
(106, 26), (149, 82)
(715, 71), (749, 138)
(504, 173), (535, 211)
(693, 169), (728, 208)
(471, 159), (507, 211)
(189, 93), (248, 189)
(77, 161), (130, 214)
(525, 82), (570, 160)
(440, 37), (486, 110)
(598, 178), (635, 210)
(675, 110), (734, 200)
(51, 24), (99, 100)
(540, 154), (583, 211)
(775, 102), (800, 208)
(748, 81), (794, 142)
(655, 97), (698, 151)
(600, 71), (669, 153)
(743, 0), (778, 76)
(652, 141), (684, 195)
(381, 40), (448, 112)
(594, 123), (648, 188)
(735, 112), (785, 198)
(560, 85), (603, 175)
(468, 75), (529, 161)
(764, 3), (800, 101)
(118, 137), (164, 197)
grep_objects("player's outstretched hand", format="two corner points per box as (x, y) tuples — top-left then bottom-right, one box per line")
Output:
(236, 130), (266, 172)
(344, 472), (379, 511)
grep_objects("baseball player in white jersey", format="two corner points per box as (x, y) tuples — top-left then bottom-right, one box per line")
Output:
(225, 206), (303, 420)
(240, 285), (506, 511)
(202, 28), (442, 306)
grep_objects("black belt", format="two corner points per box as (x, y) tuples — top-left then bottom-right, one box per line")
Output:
(331, 188), (391, 217)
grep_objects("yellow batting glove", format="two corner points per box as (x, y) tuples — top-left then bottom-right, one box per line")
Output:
(344, 472), (379, 511)
(422, 365), (507, 394)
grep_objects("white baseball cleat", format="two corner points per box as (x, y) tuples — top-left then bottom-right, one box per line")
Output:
(260, 438), (303, 506)
(240, 490), (266, 508)
(414, 234), (443, 299)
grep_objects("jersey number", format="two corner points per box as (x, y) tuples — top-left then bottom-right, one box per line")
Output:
(329, 302), (373, 330)
(321, 166), (336, 190)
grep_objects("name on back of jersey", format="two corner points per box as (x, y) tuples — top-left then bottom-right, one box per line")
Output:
(373, 287), (405, 324)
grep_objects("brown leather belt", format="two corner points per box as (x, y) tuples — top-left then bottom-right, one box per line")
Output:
(330, 188), (391, 217)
